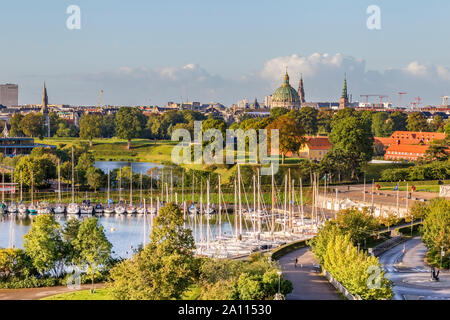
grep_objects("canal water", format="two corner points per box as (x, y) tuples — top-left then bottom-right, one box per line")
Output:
(0, 216), (234, 259)
(94, 161), (163, 174)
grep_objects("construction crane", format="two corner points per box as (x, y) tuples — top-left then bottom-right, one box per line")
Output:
(398, 92), (407, 108)
(97, 90), (104, 112)
(360, 94), (389, 108)
(415, 96), (422, 109)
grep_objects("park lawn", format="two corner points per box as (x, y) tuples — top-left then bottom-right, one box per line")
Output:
(41, 288), (113, 300)
(41, 285), (201, 301)
(375, 180), (450, 193)
(42, 137), (176, 163)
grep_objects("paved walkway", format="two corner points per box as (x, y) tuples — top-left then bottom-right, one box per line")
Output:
(379, 237), (450, 300)
(0, 283), (105, 300)
(279, 247), (341, 300)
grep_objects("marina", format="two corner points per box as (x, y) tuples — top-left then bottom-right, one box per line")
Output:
(0, 161), (330, 259)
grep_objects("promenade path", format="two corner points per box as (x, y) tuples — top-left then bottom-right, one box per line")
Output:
(379, 237), (450, 300)
(0, 283), (105, 300)
(278, 247), (341, 300)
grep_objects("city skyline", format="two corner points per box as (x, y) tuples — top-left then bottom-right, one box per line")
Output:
(1, 0), (450, 106)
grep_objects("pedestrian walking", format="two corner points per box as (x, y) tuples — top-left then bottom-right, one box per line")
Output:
(294, 258), (298, 268)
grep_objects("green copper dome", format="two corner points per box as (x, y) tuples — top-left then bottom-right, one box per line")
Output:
(271, 72), (300, 106)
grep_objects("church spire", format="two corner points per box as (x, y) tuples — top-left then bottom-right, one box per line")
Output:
(298, 73), (305, 105)
(339, 74), (349, 109)
(41, 82), (50, 137)
(41, 82), (48, 114)
(341, 73), (348, 100)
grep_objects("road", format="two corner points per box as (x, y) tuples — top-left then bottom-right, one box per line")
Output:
(379, 237), (450, 300)
(279, 247), (341, 300)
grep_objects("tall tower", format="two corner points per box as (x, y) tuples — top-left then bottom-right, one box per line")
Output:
(298, 74), (305, 106)
(41, 82), (50, 137)
(339, 74), (349, 109)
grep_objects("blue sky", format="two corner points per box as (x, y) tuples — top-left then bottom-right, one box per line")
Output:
(1, 0), (450, 106)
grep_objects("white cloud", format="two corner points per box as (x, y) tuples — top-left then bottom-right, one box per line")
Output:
(15, 54), (450, 107)
(404, 61), (429, 76)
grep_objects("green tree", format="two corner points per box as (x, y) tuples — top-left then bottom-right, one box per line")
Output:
(431, 115), (445, 132)
(74, 217), (112, 292)
(86, 167), (106, 192)
(13, 156), (48, 187)
(49, 112), (60, 137)
(115, 107), (144, 149)
(389, 111), (408, 131)
(270, 107), (289, 118)
(372, 112), (393, 137)
(76, 152), (95, 185)
(109, 203), (197, 300)
(202, 116), (227, 136)
(297, 107), (318, 135)
(329, 109), (374, 179)
(102, 113), (116, 138)
(9, 113), (24, 137)
(335, 208), (380, 245)
(421, 198), (450, 269)
(20, 113), (43, 137)
(0, 248), (35, 280)
(424, 139), (449, 162)
(317, 109), (333, 134)
(80, 114), (103, 147)
(407, 112), (429, 132)
(23, 215), (66, 277)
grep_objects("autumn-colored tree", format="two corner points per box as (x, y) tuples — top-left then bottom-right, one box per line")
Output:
(266, 115), (306, 164)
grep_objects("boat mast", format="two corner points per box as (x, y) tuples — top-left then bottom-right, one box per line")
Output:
(218, 175), (222, 239)
(200, 181), (203, 245)
(143, 198), (147, 246)
(238, 164), (242, 240)
(119, 168), (122, 203)
(71, 147), (74, 203)
(160, 168), (164, 203)
(129, 165), (133, 205)
(150, 171), (153, 213)
(234, 179), (237, 239)
(31, 170), (34, 204)
(271, 162), (275, 236)
(257, 168), (261, 235)
(300, 177), (304, 226)
(284, 174), (287, 234)
(139, 172), (143, 205)
(2, 170), (5, 203)
(206, 179), (210, 249)
(20, 171), (22, 203)
(57, 160), (61, 203)
(253, 174), (256, 235)
(170, 170), (173, 202)
(107, 169), (110, 207)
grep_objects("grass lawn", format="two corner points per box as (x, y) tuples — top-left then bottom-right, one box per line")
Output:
(42, 137), (176, 163)
(41, 285), (201, 301)
(42, 288), (113, 300)
(375, 180), (450, 193)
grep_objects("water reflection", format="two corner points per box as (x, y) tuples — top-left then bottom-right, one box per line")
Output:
(0, 215), (233, 259)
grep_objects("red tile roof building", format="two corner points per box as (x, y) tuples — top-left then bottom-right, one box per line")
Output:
(376, 131), (447, 161)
